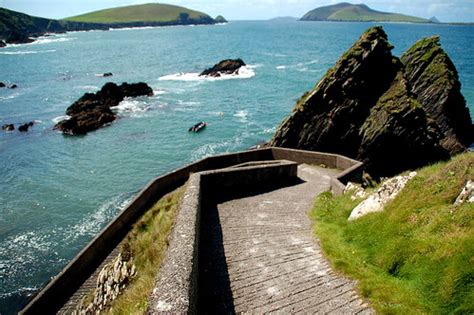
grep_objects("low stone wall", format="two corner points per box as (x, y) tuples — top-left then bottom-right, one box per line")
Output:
(147, 159), (298, 313)
(21, 148), (361, 314)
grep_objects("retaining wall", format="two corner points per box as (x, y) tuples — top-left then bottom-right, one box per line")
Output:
(21, 148), (361, 314)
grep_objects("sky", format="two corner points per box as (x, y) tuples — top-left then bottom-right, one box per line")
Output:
(1, 0), (473, 22)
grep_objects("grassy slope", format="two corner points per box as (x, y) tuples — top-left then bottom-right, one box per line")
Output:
(329, 6), (428, 23)
(302, 3), (429, 23)
(64, 3), (211, 23)
(106, 186), (184, 314)
(311, 152), (473, 314)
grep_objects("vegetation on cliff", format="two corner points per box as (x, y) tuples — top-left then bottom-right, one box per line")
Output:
(271, 26), (473, 178)
(301, 3), (430, 23)
(64, 3), (214, 25)
(311, 152), (474, 314)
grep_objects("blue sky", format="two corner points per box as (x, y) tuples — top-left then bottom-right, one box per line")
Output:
(1, 0), (473, 22)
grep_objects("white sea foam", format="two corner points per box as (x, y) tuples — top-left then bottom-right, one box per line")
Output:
(114, 99), (152, 117)
(0, 49), (56, 55)
(0, 93), (20, 101)
(76, 85), (99, 90)
(234, 110), (249, 123)
(52, 115), (71, 124)
(159, 65), (256, 82)
(276, 59), (319, 70)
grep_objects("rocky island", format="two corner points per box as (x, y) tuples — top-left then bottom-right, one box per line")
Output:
(271, 26), (473, 178)
(200, 59), (246, 77)
(54, 82), (153, 135)
(0, 4), (225, 45)
(301, 3), (431, 23)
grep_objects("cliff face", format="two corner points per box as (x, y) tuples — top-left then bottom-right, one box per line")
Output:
(271, 26), (471, 178)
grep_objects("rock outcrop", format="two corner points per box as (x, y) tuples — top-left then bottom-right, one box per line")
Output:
(215, 15), (228, 23)
(54, 82), (153, 135)
(401, 36), (473, 153)
(0, 40), (5, 47)
(200, 59), (246, 77)
(348, 172), (417, 220)
(73, 253), (136, 315)
(271, 26), (472, 178)
(0, 82), (5, 88)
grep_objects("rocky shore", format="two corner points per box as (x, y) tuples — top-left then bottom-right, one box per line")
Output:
(271, 26), (473, 178)
(54, 82), (153, 135)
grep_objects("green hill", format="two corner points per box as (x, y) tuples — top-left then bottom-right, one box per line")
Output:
(301, 2), (430, 23)
(64, 3), (214, 24)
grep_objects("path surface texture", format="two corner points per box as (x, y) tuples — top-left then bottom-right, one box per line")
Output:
(199, 164), (373, 314)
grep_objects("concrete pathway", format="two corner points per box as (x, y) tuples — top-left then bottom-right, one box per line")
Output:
(199, 164), (373, 314)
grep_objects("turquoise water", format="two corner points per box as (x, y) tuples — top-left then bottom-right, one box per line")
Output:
(0, 21), (472, 313)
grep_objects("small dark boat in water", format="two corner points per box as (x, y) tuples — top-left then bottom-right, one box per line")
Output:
(189, 121), (207, 132)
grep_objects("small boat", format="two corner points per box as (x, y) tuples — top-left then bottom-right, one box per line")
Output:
(189, 121), (207, 133)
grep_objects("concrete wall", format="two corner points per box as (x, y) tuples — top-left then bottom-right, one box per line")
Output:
(20, 148), (361, 314)
(147, 160), (298, 313)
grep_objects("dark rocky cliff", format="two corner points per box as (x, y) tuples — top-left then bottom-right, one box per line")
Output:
(270, 26), (472, 178)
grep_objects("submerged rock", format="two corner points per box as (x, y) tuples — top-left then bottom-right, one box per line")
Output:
(18, 121), (34, 132)
(103, 72), (113, 77)
(2, 124), (15, 131)
(0, 82), (5, 88)
(271, 26), (472, 178)
(200, 59), (246, 77)
(55, 82), (153, 135)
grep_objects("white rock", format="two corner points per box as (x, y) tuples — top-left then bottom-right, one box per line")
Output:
(344, 182), (367, 200)
(455, 180), (474, 205)
(349, 172), (417, 221)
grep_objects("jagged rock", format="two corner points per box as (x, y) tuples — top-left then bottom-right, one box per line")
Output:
(401, 36), (474, 153)
(348, 172), (417, 220)
(200, 59), (246, 77)
(454, 180), (474, 205)
(0, 40), (6, 48)
(271, 26), (471, 178)
(2, 124), (14, 131)
(55, 82), (153, 135)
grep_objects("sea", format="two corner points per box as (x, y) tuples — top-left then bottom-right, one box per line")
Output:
(0, 20), (473, 314)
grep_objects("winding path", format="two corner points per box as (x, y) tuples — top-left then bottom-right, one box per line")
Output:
(199, 164), (373, 314)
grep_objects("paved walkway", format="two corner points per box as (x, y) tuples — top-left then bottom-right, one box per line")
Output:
(199, 164), (372, 314)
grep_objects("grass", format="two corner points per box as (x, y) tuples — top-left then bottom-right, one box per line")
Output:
(311, 152), (474, 314)
(105, 186), (185, 314)
(64, 3), (210, 23)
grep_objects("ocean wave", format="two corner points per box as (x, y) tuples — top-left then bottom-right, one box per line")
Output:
(113, 99), (152, 117)
(190, 137), (244, 161)
(0, 93), (20, 101)
(75, 85), (99, 90)
(276, 59), (319, 70)
(158, 65), (256, 82)
(0, 49), (56, 55)
(68, 193), (133, 238)
(234, 110), (249, 123)
(52, 115), (71, 124)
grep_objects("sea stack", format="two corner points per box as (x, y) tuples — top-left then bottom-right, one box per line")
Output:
(270, 26), (473, 178)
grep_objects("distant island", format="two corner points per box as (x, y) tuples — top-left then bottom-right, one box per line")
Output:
(0, 3), (225, 46)
(301, 2), (431, 23)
